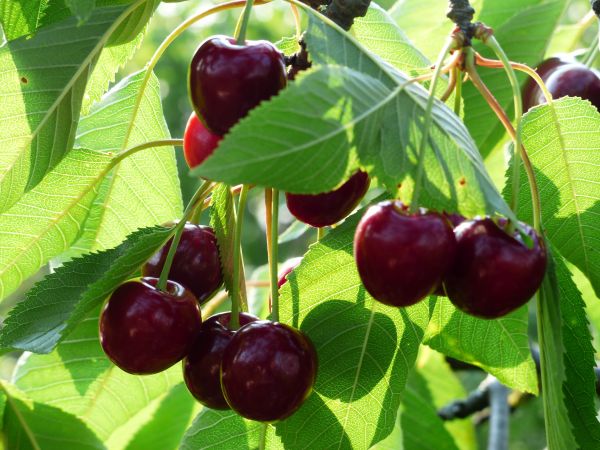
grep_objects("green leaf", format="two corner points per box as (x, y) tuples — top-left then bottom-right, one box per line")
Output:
(509, 97), (600, 296)
(462, 0), (566, 157)
(82, 21), (147, 114)
(353, 4), (430, 75)
(382, 348), (476, 450)
(0, 4), (140, 210)
(537, 247), (600, 449)
(1, 381), (104, 449)
(65, 0), (96, 23)
(13, 308), (183, 444)
(195, 7), (514, 224)
(209, 184), (247, 311)
(124, 383), (199, 450)
(424, 298), (537, 393)
(0, 225), (172, 354)
(72, 69), (182, 255)
(389, 0), (483, 62)
(181, 409), (268, 450)
(0, 148), (113, 302)
(0, 0), (48, 41)
(99, 0), (160, 46)
(274, 211), (430, 448)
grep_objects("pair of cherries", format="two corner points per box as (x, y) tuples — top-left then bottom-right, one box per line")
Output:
(100, 223), (317, 421)
(184, 35), (370, 230)
(354, 201), (547, 318)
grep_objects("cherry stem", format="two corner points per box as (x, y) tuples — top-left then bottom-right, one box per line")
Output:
(440, 66), (458, 102)
(453, 66), (462, 115)
(156, 180), (215, 292)
(465, 50), (542, 232)
(235, 0), (255, 44)
(409, 37), (456, 212)
(583, 33), (599, 68)
(114, 139), (183, 165)
(317, 227), (325, 241)
(230, 184), (250, 330)
(269, 190), (280, 322)
(571, 10), (598, 52)
(474, 53), (553, 104)
(290, 3), (302, 39)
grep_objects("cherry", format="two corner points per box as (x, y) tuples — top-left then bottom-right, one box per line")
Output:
(354, 201), (457, 307)
(183, 112), (222, 168)
(142, 223), (223, 304)
(523, 55), (600, 110)
(543, 64), (600, 109)
(286, 171), (370, 228)
(183, 312), (258, 409)
(278, 257), (303, 289)
(99, 277), (202, 375)
(433, 212), (465, 296)
(189, 36), (287, 135)
(220, 321), (318, 422)
(444, 218), (547, 319)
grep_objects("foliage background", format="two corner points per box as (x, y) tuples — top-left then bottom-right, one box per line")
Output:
(0, 0), (598, 448)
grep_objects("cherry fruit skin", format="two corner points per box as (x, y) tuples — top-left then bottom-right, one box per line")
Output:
(183, 112), (222, 168)
(286, 171), (370, 228)
(354, 201), (457, 307)
(543, 64), (600, 109)
(99, 277), (202, 375)
(183, 312), (258, 409)
(444, 218), (547, 319)
(278, 257), (303, 289)
(142, 223), (223, 304)
(221, 321), (318, 422)
(189, 36), (287, 135)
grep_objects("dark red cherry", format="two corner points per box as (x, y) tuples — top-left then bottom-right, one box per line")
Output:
(444, 218), (547, 319)
(286, 171), (370, 228)
(543, 64), (600, 109)
(354, 201), (457, 307)
(99, 277), (202, 375)
(183, 112), (222, 168)
(221, 321), (318, 422)
(183, 312), (258, 409)
(189, 36), (287, 135)
(522, 56), (569, 110)
(142, 223), (223, 304)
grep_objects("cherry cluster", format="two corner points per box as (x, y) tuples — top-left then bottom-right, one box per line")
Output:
(354, 202), (547, 319)
(100, 35), (317, 423)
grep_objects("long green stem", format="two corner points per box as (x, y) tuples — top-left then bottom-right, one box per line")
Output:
(114, 139), (183, 165)
(269, 189), (280, 322)
(484, 37), (524, 215)
(317, 227), (325, 241)
(156, 180), (214, 291)
(453, 66), (462, 116)
(410, 37), (455, 211)
(235, 0), (255, 44)
(231, 185), (250, 330)
(583, 33), (599, 68)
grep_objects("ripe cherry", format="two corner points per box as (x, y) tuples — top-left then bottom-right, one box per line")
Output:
(183, 112), (222, 168)
(99, 277), (202, 375)
(444, 218), (547, 319)
(354, 201), (457, 307)
(183, 312), (258, 409)
(543, 64), (600, 109)
(142, 223), (223, 304)
(221, 321), (318, 422)
(523, 55), (600, 110)
(286, 171), (370, 228)
(189, 36), (287, 135)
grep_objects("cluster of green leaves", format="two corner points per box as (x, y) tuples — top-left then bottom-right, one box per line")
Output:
(0, 0), (598, 449)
